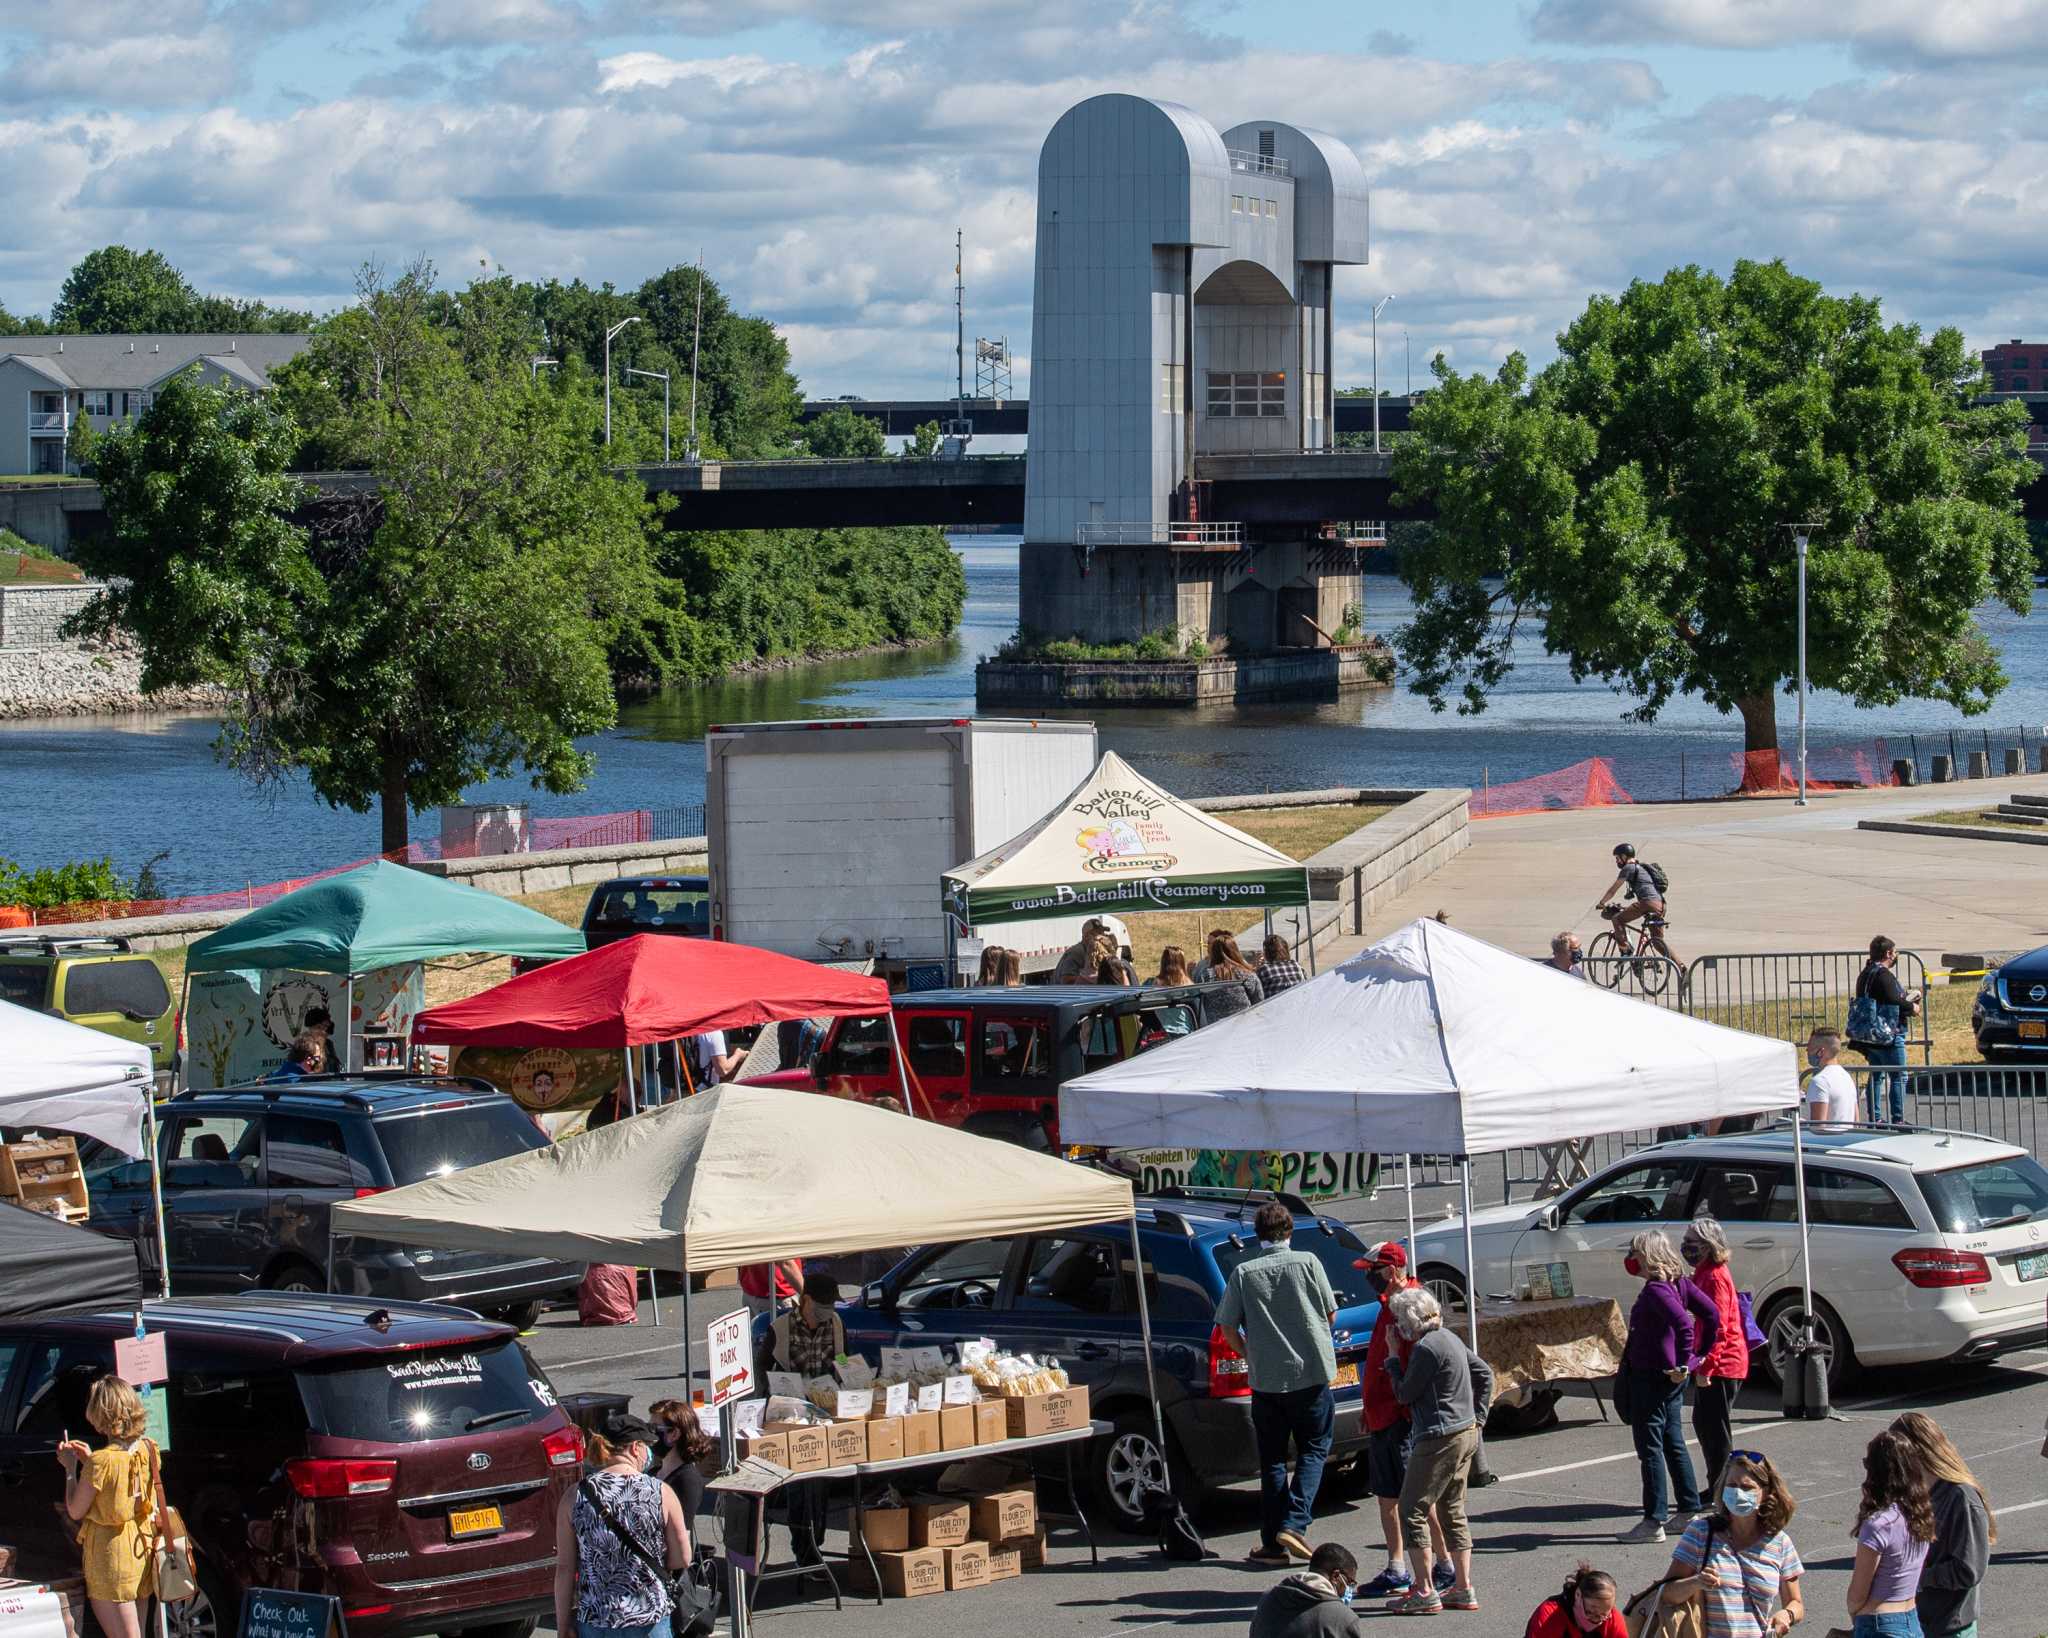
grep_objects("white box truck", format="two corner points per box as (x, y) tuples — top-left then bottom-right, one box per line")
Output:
(704, 717), (1115, 978)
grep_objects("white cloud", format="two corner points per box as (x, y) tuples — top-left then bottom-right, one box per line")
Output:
(401, 0), (588, 50)
(1529, 0), (2048, 62)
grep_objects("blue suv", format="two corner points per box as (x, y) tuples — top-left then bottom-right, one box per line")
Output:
(831, 1190), (1380, 1530)
(88, 1076), (585, 1326)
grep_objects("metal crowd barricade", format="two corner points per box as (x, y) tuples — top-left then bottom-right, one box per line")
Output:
(1845, 1063), (2048, 1153)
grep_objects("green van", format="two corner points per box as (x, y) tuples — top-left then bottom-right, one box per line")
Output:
(0, 934), (175, 1079)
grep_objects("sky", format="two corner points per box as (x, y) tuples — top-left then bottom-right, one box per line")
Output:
(1, 0), (2044, 401)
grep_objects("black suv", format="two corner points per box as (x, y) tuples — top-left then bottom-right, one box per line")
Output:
(1975, 944), (2048, 1060)
(87, 1077), (584, 1325)
(0, 1294), (583, 1638)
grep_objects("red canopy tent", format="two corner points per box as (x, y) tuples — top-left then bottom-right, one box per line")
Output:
(411, 932), (890, 1049)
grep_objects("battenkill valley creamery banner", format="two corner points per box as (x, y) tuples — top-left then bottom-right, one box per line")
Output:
(943, 751), (1310, 926)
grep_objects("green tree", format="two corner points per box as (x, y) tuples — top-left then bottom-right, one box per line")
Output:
(83, 263), (677, 853)
(0, 302), (49, 335)
(1391, 259), (2035, 756)
(905, 419), (942, 458)
(51, 246), (198, 333)
(803, 405), (887, 459)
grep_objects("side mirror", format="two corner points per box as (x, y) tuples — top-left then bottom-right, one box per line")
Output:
(1535, 1204), (1561, 1232)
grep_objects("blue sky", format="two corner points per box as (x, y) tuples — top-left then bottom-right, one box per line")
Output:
(2, 0), (2044, 399)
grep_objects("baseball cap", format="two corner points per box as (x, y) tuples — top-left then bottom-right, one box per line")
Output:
(598, 1409), (662, 1449)
(1351, 1240), (1408, 1271)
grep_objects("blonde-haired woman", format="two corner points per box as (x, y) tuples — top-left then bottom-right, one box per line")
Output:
(1619, 1229), (1719, 1544)
(1148, 945), (1192, 987)
(56, 1375), (156, 1638)
(1891, 1411), (1993, 1638)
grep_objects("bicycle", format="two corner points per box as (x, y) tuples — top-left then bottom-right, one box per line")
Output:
(1586, 903), (1679, 996)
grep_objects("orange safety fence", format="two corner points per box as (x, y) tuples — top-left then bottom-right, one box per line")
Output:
(1470, 735), (1923, 819)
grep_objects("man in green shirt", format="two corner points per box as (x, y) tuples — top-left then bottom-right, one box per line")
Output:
(1216, 1201), (1338, 1566)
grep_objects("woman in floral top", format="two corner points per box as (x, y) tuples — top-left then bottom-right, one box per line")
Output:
(554, 1411), (690, 1638)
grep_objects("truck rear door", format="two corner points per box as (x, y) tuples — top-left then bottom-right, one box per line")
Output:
(897, 1009), (972, 1119)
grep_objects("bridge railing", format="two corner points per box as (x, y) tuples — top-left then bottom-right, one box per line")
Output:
(1075, 521), (1243, 547)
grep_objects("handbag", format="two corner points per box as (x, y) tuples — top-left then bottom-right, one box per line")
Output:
(1846, 970), (1900, 1047)
(579, 1477), (719, 1638)
(1622, 1519), (1715, 1638)
(1736, 1291), (1768, 1354)
(147, 1440), (198, 1605)
(1139, 1480), (1212, 1563)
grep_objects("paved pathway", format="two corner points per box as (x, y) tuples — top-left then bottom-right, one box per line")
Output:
(1322, 770), (2048, 966)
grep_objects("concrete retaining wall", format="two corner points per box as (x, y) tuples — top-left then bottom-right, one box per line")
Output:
(0, 583), (100, 649)
(977, 644), (1393, 706)
(410, 837), (709, 897)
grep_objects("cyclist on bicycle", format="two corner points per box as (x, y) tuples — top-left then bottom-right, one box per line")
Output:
(1598, 843), (1683, 968)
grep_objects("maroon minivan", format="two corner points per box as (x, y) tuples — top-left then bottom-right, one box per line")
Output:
(0, 1294), (583, 1638)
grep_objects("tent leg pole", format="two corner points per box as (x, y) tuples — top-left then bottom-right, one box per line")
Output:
(681, 1253), (694, 1397)
(1458, 1160), (1479, 1355)
(343, 975), (355, 1072)
(145, 1097), (170, 1299)
(1128, 1210), (1169, 1474)
(1403, 1153), (1415, 1262)
(1305, 908), (1317, 975)
(174, 972), (192, 1093)
(891, 1030), (922, 1122)
(1793, 1107), (1814, 1330)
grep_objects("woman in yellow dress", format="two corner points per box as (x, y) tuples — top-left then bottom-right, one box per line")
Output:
(56, 1375), (156, 1638)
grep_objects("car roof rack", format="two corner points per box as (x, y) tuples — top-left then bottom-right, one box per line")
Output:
(0, 932), (135, 956)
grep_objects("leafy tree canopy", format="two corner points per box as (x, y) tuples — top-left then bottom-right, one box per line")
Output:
(47, 245), (311, 334)
(1391, 258), (2035, 752)
(802, 404), (888, 459)
(905, 419), (942, 458)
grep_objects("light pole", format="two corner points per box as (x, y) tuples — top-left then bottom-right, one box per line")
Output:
(626, 366), (671, 462)
(603, 317), (640, 446)
(1372, 295), (1394, 452)
(1784, 522), (1822, 806)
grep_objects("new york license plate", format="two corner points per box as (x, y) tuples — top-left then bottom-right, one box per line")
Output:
(2019, 1021), (2047, 1041)
(1332, 1361), (1360, 1388)
(2017, 1252), (2048, 1283)
(449, 1504), (504, 1539)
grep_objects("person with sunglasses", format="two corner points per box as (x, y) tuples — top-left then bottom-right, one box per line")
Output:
(1659, 1451), (1805, 1637)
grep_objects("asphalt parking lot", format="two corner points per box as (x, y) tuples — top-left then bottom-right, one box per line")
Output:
(523, 1295), (2048, 1637)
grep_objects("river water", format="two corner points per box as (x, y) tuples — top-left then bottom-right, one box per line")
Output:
(3, 537), (2045, 892)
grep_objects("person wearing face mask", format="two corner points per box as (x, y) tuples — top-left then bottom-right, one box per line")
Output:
(1660, 1451), (1805, 1637)
(1249, 1542), (1364, 1638)
(554, 1410), (691, 1638)
(1804, 1028), (1858, 1127)
(1682, 1215), (1750, 1493)
(1619, 1229), (1718, 1544)
(1350, 1242), (1454, 1601)
(1525, 1563), (1628, 1637)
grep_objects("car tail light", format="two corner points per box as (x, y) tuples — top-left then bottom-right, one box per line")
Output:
(1208, 1325), (1252, 1398)
(345, 1608), (394, 1622)
(285, 1458), (398, 1498)
(542, 1426), (584, 1468)
(1892, 1247), (1991, 1288)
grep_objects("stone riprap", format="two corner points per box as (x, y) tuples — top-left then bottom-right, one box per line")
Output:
(0, 641), (224, 720)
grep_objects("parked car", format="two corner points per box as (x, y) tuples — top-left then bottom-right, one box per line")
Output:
(87, 1077), (584, 1327)
(509, 875), (712, 975)
(741, 982), (1244, 1149)
(1973, 945), (2048, 1058)
(0, 1292), (583, 1638)
(1410, 1126), (2048, 1394)
(808, 1189), (1380, 1530)
(0, 933), (176, 1082)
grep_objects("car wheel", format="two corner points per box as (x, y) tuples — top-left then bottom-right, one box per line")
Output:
(165, 1565), (237, 1638)
(262, 1258), (325, 1294)
(1757, 1291), (1857, 1393)
(1090, 1412), (1188, 1533)
(1486, 1386), (1563, 1435)
(1418, 1263), (1467, 1312)
(491, 1302), (544, 1331)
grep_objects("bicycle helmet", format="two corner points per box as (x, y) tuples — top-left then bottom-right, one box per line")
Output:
(1612, 842), (1636, 859)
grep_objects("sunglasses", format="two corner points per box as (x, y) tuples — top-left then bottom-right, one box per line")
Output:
(1728, 1450), (1767, 1467)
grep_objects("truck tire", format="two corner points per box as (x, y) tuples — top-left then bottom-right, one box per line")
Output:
(964, 1114), (1051, 1152)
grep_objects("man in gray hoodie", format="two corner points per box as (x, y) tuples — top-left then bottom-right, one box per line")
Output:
(1249, 1543), (1361, 1638)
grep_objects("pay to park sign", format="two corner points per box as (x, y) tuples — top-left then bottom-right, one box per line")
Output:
(707, 1308), (755, 1407)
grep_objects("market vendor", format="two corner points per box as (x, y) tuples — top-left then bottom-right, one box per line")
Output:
(757, 1271), (846, 1565)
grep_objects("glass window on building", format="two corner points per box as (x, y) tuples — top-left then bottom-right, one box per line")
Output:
(1259, 371), (1286, 416)
(1207, 371), (1289, 418)
(81, 391), (113, 416)
(1264, 199), (1277, 217)
(2016, 377), (2032, 391)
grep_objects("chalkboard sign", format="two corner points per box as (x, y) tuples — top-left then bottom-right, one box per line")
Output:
(239, 1588), (346, 1638)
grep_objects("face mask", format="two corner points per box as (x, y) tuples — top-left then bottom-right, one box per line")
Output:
(1368, 1269), (1392, 1294)
(1623, 1254), (1643, 1277)
(1572, 1594), (1602, 1631)
(1805, 1046), (1823, 1067)
(1722, 1485), (1760, 1516)
(1337, 1583), (1356, 1607)
(1680, 1242), (1702, 1265)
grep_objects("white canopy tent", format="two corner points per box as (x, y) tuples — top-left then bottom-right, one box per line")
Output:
(1061, 918), (1806, 1357)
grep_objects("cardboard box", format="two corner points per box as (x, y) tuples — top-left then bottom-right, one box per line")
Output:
(827, 1419), (868, 1466)
(972, 1400), (1007, 1446)
(938, 1403), (978, 1451)
(854, 1505), (910, 1554)
(1002, 1525), (1049, 1569)
(736, 1429), (788, 1467)
(874, 1547), (946, 1599)
(942, 1540), (990, 1591)
(765, 1421), (830, 1473)
(864, 1416), (904, 1463)
(910, 1496), (971, 1548)
(985, 1544), (1022, 1581)
(969, 1487), (1036, 1543)
(901, 1409), (941, 1457)
(1004, 1385), (1091, 1438)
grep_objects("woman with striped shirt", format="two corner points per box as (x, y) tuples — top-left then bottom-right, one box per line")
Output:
(1658, 1451), (1806, 1638)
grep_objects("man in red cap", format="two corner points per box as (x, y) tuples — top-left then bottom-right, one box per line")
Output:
(1353, 1240), (1451, 1601)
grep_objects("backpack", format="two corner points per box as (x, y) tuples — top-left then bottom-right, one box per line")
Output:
(1644, 861), (1669, 895)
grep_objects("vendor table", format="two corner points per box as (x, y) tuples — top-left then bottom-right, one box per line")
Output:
(750, 1418), (1107, 1612)
(1460, 1294), (1628, 1402)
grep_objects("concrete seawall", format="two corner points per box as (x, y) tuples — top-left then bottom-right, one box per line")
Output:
(977, 643), (1394, 706)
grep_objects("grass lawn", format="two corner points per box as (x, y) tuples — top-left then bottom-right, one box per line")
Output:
(1905, 806), (2046, 833)
(1691, 970), (1982, 1061)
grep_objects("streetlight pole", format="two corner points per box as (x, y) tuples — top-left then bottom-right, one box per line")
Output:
(626, 367), (671, 462)
(1783, 522), (1821, 806)
(603, 317), (640, 447)
(1372, 295), (1394, 452)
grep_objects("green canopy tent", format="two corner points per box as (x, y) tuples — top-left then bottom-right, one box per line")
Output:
(182, 861), (584, 1086)
(941, 750), (1312, 966)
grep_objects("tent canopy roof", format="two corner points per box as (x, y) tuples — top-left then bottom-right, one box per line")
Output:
(0, 1200), (142, 1319)
(1060, 918), (1800, 1156)
(410, 933), (891, 1050)
(0, 998), (153, 1155)
(187, 860), (584, 975)
(942, 750), (1309, 926)
(331, 1083), (1135, 1271)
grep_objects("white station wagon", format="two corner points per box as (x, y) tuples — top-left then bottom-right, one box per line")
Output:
(1412, 1126), (2048, 1393)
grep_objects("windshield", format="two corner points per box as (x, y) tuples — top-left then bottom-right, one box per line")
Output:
(1920, 1154), (2048, 1233)
(298, 1339), (555, 1442)
(587, 884), (709, 932)
(373, 1101), (547, 1184)
(1211, 1222), (1374, 1309)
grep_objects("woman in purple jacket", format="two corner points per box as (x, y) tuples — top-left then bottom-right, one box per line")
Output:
(1618, 1229), (1719, 1545)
